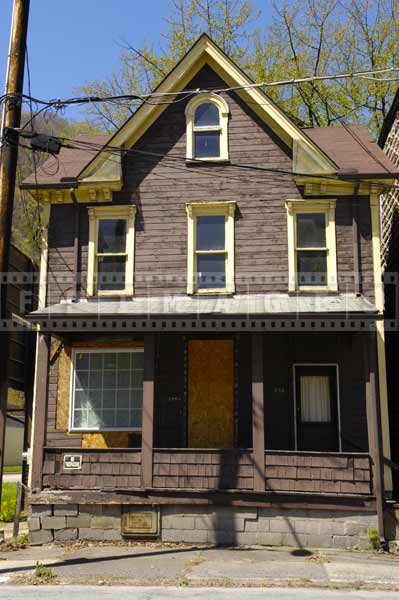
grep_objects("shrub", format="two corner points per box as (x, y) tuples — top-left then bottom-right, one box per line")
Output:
(35, 562), (55, 579)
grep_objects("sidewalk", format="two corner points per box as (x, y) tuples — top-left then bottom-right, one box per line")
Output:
(0, 543), (398, 589)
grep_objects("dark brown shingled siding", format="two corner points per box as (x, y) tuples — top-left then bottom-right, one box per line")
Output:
(46, 66), (375, 302)
(47, 205), (76, 305)
(263, 332), (369, 454)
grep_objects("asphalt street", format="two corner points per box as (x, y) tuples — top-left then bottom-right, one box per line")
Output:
(0, 587), (399, 599)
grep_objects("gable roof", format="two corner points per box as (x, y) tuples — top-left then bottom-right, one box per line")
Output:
(21, 34), (399, 189)
(306, 125), (399, 178)
(22, 133), (110, 187)
(77, 34), (337, 183)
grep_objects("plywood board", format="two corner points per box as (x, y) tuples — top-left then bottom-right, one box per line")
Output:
(56, 346), (72, 430)
(82, 432), (129, 449)
(188, 339), (234, 448)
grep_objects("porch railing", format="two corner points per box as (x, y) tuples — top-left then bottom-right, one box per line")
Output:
(42, 448), (372, 496)
(42, 448), (142, 489)
(153, 449), (254, 490)
(264, 451), (372, 495)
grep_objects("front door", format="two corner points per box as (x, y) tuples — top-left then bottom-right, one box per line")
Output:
(188, 339), (234, 448)
(296, 365), (339, 451)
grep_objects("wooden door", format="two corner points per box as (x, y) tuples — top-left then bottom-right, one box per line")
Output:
(188, 339), (234, 448)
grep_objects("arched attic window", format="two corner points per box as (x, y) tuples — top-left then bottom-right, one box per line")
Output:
(185, 93), (229, 161)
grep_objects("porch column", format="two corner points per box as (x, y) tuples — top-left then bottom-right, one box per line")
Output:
(252, 332), (265, 492)
(363, 331), (385, 541)
(29, 334), (50, 491)
(142, 333), (155, 488)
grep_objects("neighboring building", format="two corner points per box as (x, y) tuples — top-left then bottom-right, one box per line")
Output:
(5, 245), (37, 474)
(379, 88), (399, 495)
(21, 35), (399, 547)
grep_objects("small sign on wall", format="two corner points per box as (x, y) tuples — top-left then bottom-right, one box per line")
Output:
(122, 506), (160, 536)
(63, 454), (82, 470)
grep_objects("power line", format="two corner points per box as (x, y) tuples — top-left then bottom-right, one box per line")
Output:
(1, 65), (399, 112)
(13, 131), (399, 195)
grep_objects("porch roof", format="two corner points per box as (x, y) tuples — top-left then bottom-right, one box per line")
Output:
(28, 293), (377, 320)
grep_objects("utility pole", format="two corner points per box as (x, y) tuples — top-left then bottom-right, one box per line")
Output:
(0, 0), (30, 509)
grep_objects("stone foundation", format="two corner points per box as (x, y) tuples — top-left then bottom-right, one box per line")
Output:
(28, 503), (377, 549)
(28, 504), (123, 545)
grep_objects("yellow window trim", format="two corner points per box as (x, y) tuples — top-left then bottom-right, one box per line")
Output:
(185, 93), (229, 161)
(186, 201), (236, 295)
(87, 205), (137, 297)
(285, 199), (337, 292)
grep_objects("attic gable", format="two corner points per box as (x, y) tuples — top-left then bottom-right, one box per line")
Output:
(79, 34), (337, 183)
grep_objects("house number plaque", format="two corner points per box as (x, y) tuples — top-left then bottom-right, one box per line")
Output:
(63, 454), (82, 470)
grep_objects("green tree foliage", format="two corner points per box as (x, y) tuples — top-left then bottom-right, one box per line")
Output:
(78, 0), (399, 135)
(251, 0), (399, 131)
(79, 0), (259, 130)
(13, 112), (99, 261)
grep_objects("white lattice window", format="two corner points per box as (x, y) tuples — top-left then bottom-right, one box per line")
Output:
(70, 349), (144, 431)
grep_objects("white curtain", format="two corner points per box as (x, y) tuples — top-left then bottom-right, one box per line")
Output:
(300, 375), (331, 422)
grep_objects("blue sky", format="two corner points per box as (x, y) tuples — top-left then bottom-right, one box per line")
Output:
(0, 1), (270, 121)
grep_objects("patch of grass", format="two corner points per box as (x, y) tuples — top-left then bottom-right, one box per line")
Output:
(3, 466), (22, 473)
(1, 534), (29, 551)
(35, 562), (55, 580)
(0, 482), (16, 523)
(366, 527), (380, 550)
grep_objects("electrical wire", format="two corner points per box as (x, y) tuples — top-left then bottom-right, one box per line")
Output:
(13, 132), (399, 196)
(1, 64), (399, 112)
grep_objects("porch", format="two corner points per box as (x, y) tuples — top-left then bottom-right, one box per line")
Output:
(27, 325), (386, 546)
(31, 327), (384, 500)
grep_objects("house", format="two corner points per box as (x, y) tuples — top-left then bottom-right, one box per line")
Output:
(21, 35), (399, 547)
(378, 88), (399, 495)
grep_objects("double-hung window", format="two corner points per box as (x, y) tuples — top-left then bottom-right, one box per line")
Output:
(186, 201), (236, 294)
(87, 206), (136, 296)
(185, 93), (229, 161)
(70, 348), (144, 431)
(286, 200), (337, 291)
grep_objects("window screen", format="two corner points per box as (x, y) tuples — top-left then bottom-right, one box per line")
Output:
(72, 350), (144, 430)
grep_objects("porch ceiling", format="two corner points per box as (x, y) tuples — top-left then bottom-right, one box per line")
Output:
(28, 293), (377, 320)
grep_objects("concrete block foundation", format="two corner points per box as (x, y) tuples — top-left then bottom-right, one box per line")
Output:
(28, 502), (377, 549)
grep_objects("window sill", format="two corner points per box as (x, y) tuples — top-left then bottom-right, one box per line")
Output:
(288, 287), (339, 295)
(188, 288), (235, 296)
(69, 428), (142, 433)
(88, 291), (134, 298)
(186, 158), (230, 165)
